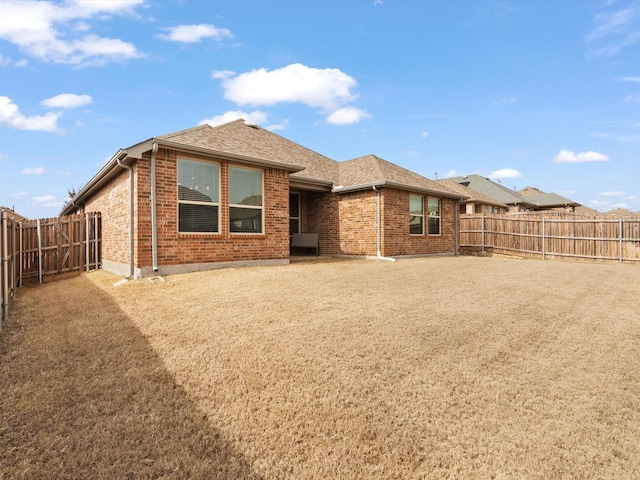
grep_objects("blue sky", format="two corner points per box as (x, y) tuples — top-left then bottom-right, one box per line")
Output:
(1, 0), (639, 219)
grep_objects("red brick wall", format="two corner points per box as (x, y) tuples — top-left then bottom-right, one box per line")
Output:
(82, 167), (132, 266)
(303, 187), (457, 257)
(381, 188), (457, 256)
(137, 148), (290, 269)
(306, 191), (341, 254)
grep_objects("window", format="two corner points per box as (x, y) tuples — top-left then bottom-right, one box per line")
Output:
(289, 192), (300, 234)
(178, 159), (219, 233)
(409, 194), (424, 235)
(229, 166), (263, 233)
(428, 197), (440, 235)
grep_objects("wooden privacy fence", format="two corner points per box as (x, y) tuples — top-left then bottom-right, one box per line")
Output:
(459, 213), (640, 264)
(1, 211), (101, 326)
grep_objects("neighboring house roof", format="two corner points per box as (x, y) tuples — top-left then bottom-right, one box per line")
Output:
(517, 186), (581, 208)
(605, 208), (636, 216)
(436, 179), (506, 208)
(575, 205), (601, 215)
(447, 174), (579, 208)
(0, 206), (29, 222)
(447, 174), (529, 205)
(335, 155), (462, 198)
(518, 186), (544, 196)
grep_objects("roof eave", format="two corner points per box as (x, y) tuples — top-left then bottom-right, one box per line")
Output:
(59, 149), (129, 216)
(289, 177), (334, 191)
(129, 138), (305, 173)
(332, 181), (466, 199)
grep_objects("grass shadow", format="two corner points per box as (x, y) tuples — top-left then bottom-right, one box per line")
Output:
(0, 273), (263, 480)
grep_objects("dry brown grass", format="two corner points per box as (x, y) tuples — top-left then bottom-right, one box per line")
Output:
(1, 256), (639, 479)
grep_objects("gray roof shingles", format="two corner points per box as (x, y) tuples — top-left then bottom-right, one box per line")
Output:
(161, 121), (460, 198)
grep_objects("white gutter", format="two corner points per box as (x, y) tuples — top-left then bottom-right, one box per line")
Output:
(151, 142), (159, 272)
(373, 186), (396, 262)
(115, 151), (134, 279)
(334, 181), (462, 201)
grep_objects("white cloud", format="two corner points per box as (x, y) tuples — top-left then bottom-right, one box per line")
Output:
(598, 191), (625, 197)
(624, 93), (640, 102)
(489, 168), (522, 179)
(0, 0), (144, 65)
(22, 167), (45, 175)
(585, 4), (640, 57)
(211, 70), (235, 80)
(216, 63), (369, 124)
(158, 24), (233, 43)
(199, 110), (288, 132)
(12, 191), (27, 197)
(616, 76), (640, 82)
(0, 53), (28, 67)
(32, 195), (54, 202)
(420, 131), (430, 139)
(0, 96), (60, 131)
(553, 149), (610, 163)
(221, 63), (357, 109)
(495, 97), (518, 104)
(41, 93), (93, 108)
(326, 107), (371, 125)
(32, 194), (63, 208)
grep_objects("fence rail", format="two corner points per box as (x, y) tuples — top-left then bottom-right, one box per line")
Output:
(1, 211), (101, 326)
(459, 213), (640, 263)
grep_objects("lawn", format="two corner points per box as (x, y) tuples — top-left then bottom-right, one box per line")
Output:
(1, 256), (639, 479)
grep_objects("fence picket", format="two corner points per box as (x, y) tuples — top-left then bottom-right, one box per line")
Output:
(0, 212), (101, 322)
(460, 213), (640, 263)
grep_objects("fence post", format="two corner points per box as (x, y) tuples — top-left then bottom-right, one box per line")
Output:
(85, 213), (90, 272)
(37, 219), (43, 284)
(18, 223), (22, 288)
(481, 215), (485, 252)
(542, 217), (546, 260)
(10, 218), (15, 297)
(1, 209), (8, 324)
(619, 217), (623, 264)
(94, 214), (99, 270)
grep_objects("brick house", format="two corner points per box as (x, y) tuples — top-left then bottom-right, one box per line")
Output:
(60, 119), (464, 278)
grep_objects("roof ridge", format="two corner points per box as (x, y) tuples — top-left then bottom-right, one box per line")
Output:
(156, 123), (213, 140)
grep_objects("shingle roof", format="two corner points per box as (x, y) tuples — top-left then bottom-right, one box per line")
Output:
(436, 179), (507, 207)
(0, 206), (29, 222)
(447, 174), (529, 205)
(61, 119), (464, 217)
(160, 122), (460, 198)
(447, 174), (579, 208)
(158, 120), (338, 184)
(337, 155), (462, 198)
(605, 207), (636, 216)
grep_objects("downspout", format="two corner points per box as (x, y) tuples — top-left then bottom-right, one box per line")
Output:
(116, 153), (135, 279)
(150, 142), (159, 272)
(373, 186), (396, 262)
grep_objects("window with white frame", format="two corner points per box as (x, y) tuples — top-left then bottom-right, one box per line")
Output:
(289, 192), (300, 234)
(409, 194), (424, 235)
(229, 166), (263, 233)
(428, 197), (441, 235)
(178, 159), (219, 233)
